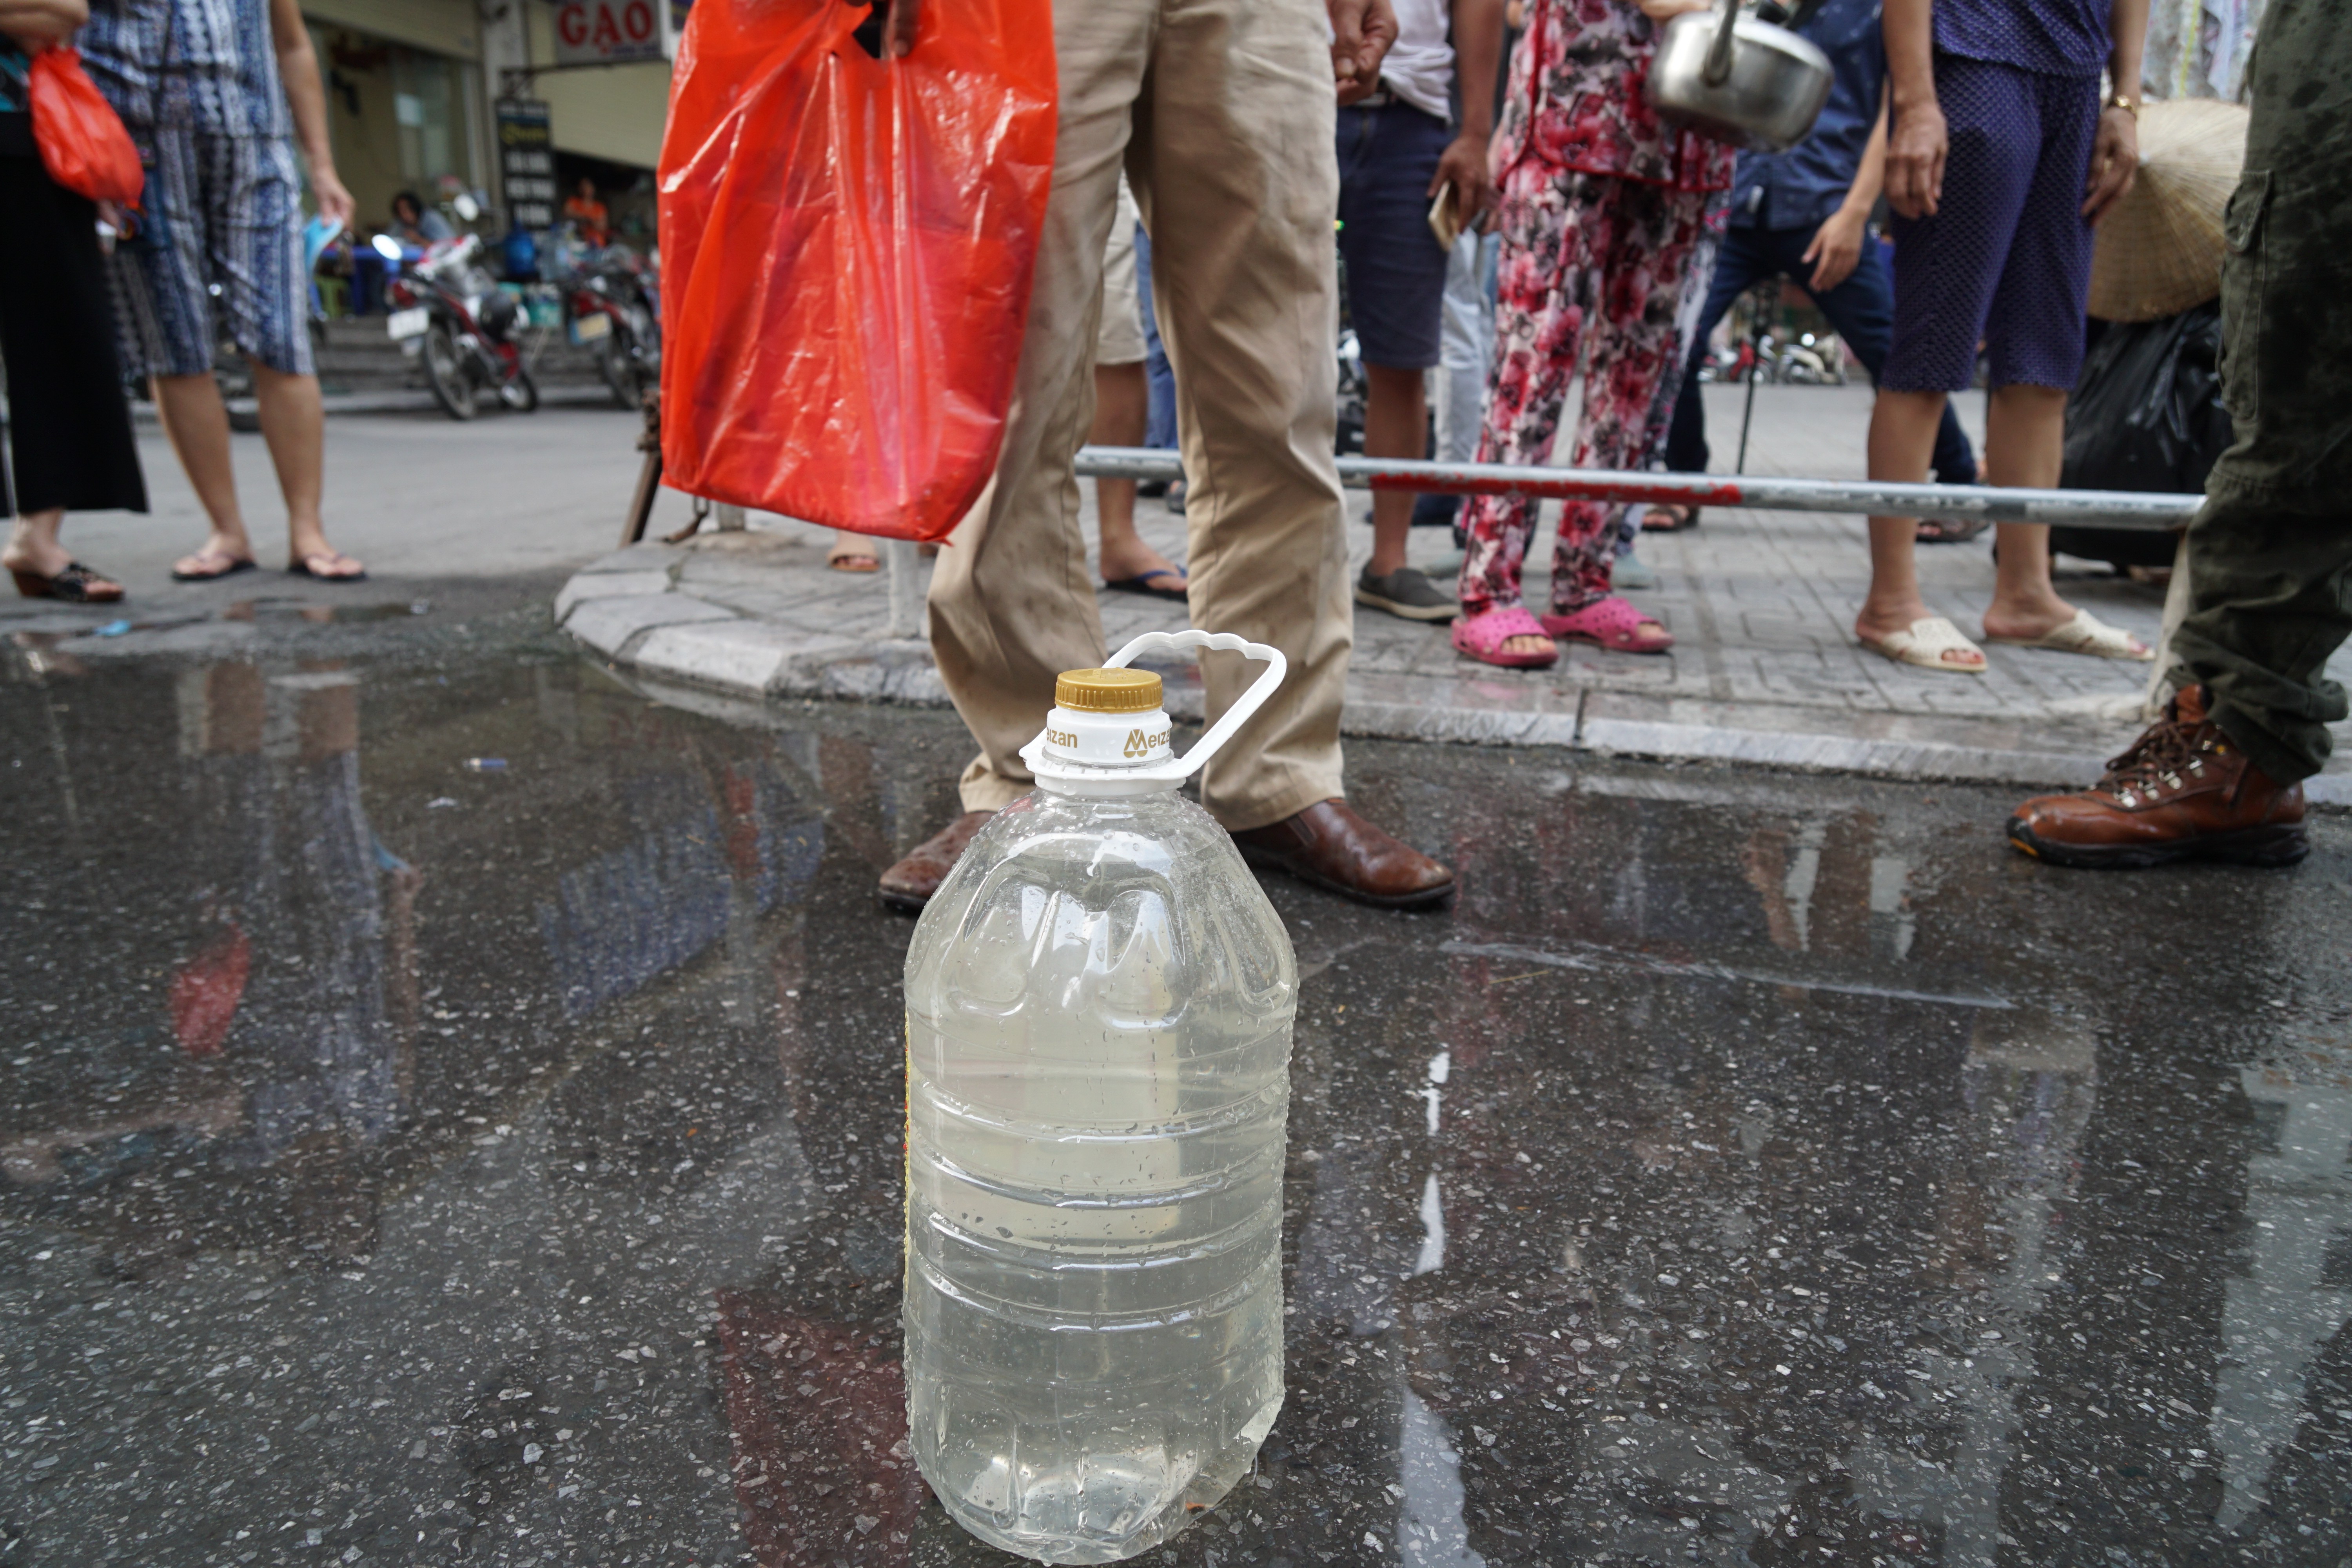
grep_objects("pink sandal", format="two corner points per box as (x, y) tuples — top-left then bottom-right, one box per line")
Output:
(1451, 604), (1559, 668)
(1541, 597), (1673, 654)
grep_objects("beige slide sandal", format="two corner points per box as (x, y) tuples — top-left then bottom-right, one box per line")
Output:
(1860, 615), (1987, 674)
(1984, 608), (2154, 662)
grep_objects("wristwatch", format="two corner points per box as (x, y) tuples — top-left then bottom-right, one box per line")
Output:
(2107, 93), (2140, 116)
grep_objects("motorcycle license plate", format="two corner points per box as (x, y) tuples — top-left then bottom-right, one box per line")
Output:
(573, 312), (611, 343)
(386, 307), (429, 341)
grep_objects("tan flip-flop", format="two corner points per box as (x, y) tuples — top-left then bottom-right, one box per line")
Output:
(1983, 608), (2153, 662)
(1859, 615), (1986, 674)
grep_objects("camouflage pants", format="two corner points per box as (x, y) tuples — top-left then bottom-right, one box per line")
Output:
(2170, 0), (2352, 784)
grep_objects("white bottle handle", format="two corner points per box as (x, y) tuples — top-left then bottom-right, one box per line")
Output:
(1105, 630), (1287, 782)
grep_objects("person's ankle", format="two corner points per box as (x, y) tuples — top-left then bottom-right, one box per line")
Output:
(1858, 599), (1926, 632)
(2, 534), (64, 572)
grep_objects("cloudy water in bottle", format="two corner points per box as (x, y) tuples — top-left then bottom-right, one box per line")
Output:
(902, 637), (1298, 1563)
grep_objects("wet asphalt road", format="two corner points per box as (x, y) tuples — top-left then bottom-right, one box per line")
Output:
(3, 590), (2350, 1568)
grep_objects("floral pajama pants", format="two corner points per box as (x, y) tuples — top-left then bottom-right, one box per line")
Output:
(1461, 168), (1720, 618)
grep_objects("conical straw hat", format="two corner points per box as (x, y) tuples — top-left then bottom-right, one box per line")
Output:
(2089, 98), (2251, 323)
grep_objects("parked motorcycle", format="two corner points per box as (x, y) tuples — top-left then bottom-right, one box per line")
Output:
(1768, 330), (1843, 385)
(562, 243), (661, 410)
(1697, 329), (1844, 387)
(381, 233), (538, 420)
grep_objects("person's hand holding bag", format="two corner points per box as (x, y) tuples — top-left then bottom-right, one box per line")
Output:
(10, 0), (145, 208)
(0, 0), (82, 45)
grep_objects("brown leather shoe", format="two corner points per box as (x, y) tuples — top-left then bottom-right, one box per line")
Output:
(2009, 686), (2309, 868)
(878, 810), (996, 913)
(1229, 799), (1455, 909)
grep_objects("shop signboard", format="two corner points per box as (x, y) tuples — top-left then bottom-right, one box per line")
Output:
(551, 0), (683, 65)
(497, 100), (556, 231)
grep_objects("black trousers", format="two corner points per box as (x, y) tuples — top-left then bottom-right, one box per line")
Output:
(0, 147), (147, 519)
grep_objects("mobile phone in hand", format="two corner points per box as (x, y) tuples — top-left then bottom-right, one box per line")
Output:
(1427, 185), (1461, 252)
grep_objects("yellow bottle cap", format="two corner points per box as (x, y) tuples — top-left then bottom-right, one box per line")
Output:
(1054, 667), (1163, 714)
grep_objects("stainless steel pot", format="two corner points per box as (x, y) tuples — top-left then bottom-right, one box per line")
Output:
(1647, 1), (1835, 154)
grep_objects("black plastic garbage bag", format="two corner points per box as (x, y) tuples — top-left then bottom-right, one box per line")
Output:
(2054, 303), (2233, 568)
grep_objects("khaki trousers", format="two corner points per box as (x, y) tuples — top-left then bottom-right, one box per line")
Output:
(927, 0), (1351, 832)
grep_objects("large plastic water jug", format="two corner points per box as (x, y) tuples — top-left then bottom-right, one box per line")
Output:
(902, 631), (1298, 1562)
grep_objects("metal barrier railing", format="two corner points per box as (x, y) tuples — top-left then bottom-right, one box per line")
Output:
(1072, 446), (2198, 532)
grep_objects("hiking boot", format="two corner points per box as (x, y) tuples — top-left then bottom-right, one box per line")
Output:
(1355, 564), (1457, 622)
(2008, 686), (2309, 868)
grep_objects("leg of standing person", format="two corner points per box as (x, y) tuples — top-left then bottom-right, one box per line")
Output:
(907, 0), (1450, 907)
(2011, 0), (2350, 866)
(1862, 53), (2041, 668)
(120, 129), (361, 581)
(110, 126), (254, 579)
(1792, 232), (1978, 486)
(1133, 223), (1178, 454)
(827, 530), (880, 571)
(1455, 169), (1602, 662)
(1340, 101), (1457, 622)
(922, 7), (1143, 829)
(1970, 70), (2142, 655)
(1661, 225), (1773, 477)
(1134, 0), (1352, 827)
(1138, 0), (1450, 903)
(1093, 177), (1184, 593)
(1536, 177), (1704, 652)
(0, 157), (144, 601)
(1136, 220), (1184, 509)
(228, 135), (361, 580)
(1624, 192), (1723, 545)
(1418, 227), (1500, 529)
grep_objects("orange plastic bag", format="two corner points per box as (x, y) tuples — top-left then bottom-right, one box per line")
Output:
(657, 1), (1056, 543)
(28, 46), (144, 207)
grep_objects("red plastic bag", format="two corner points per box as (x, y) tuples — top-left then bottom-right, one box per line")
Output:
(169, 923), (250, 1058)
(28, 46), (145, 207)
(657, 0), (1056, 543)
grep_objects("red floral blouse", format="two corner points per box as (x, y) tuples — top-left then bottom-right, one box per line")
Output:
(1491, 0), (1736, 193)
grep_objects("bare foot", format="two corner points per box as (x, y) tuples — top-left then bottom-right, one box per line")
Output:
(0, 537), (70, 579)
(1500, 635), (1552, 657)
(1855, 601), (1985, 670)
(1979, 591), (2083, 646)
(290, 549), (366, 581)
(287, 523), (366, 579)
(828, 530), (880, 572)
(1099, 535), (1182, 586)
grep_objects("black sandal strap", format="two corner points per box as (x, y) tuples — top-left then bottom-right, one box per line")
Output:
(50, 563), (117, 602)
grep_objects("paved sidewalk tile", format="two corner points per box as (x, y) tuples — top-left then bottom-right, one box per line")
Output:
(561, 385), (2352, 800)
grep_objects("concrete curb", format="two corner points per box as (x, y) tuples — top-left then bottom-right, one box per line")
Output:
(555, 546), (2352, 806)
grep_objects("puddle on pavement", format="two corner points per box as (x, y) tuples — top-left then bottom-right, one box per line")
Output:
(2, 630), (2348, 1567)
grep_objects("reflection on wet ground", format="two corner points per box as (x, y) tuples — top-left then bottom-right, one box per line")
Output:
(2, 608), (2349, 1567)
